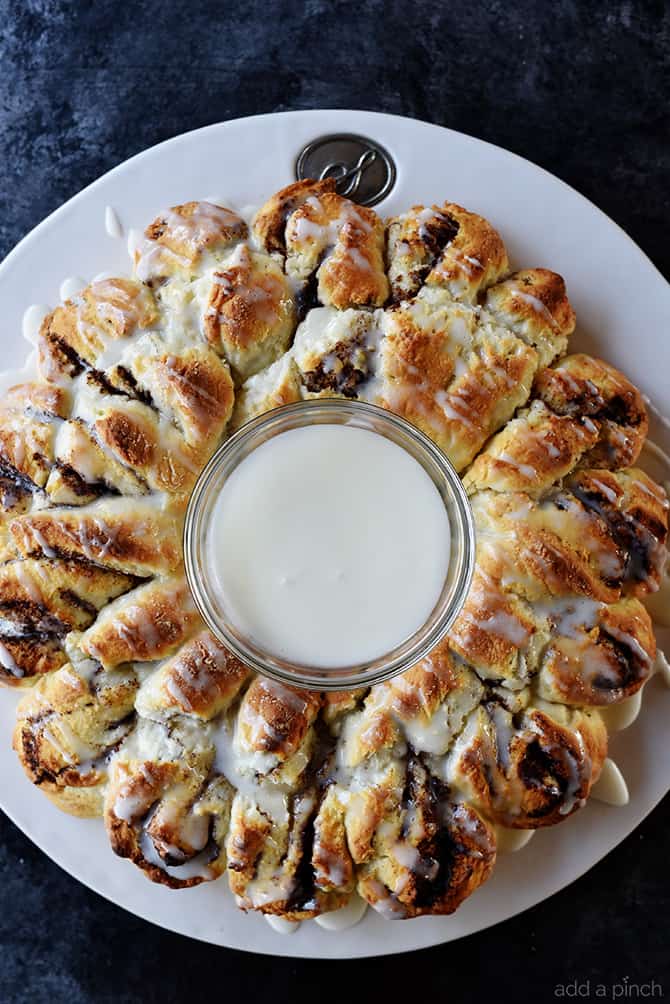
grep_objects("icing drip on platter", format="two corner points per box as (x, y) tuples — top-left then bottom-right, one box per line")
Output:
(59, 276), (87, 302)
(21, 304), (50, 345)
(265, 915), (300, 934)
(494, 826), (535, 854)
(314, 894), (369, 930)
(105, 206), (124, 239)
(590, 758), (629, 807)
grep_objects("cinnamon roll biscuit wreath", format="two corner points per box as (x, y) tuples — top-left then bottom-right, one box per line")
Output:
(3, 178), (667, 921)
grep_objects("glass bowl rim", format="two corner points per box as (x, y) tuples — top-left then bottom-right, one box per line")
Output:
(184, 399), (475, 691)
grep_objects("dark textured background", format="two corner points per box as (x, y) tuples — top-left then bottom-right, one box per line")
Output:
(0, 1), (668, 1001)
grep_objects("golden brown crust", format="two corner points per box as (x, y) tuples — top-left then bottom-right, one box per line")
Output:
(136, 630), (249, 720)
(284, 191), (389, 309)
(90, 397), (202, 496)
(463, 400), (600, 495)
(13, 660), (138, 816)
(47, 419), (149, 503)
(126, 346), (234, 449)
(253, 178), (337, 254)
(135, 202), (247, 283)
(38, 279), (158, 384)
(472, 487), (630, 605)
(204, 246), (295, 381)
(446, 701), (607, 828)
(483, 269), (575, 367)
(447, 569), (538, 685)
(0, 635), (67, 686)
(534, 354), (648, 469)
(78, 576), (199, 668)
(386, 202), (509, 303)
(377, 291), (538, 470)
(9, 497), (183, 577)
(236, 678), (322, 765)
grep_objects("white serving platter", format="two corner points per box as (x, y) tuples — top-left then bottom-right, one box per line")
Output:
(0, 109), (668, 959)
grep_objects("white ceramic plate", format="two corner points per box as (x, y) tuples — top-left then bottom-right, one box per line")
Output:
(0, 110), (669, 959)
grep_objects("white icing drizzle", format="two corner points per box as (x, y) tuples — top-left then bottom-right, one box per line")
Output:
(133, 203), (245, 282)
(13, 561), (41, 604)
(0, 641), (22, 677)
(498, 451), (538, 481)
(591, 758), (629, 806)
(105, 206), (124, 239)
(59, 276), (87, 302)
(314, 894), (369, 931)
(587, 476), (618, 504)
(92, 270), (123, 283)
(27, 525), (57, 558)
(139, 830), (214, 881)
(435, 388), (478, 430)
(604, 624), (652, 669)
(210, 718), (290, 823)
(401, 703), (453, 755)
(21, 304), (50, 346)
(114, 781), (151, 822)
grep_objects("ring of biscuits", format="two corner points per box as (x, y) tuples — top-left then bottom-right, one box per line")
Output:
(3, 179), (667, 920)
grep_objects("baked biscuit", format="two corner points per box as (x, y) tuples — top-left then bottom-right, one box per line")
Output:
(105, 717), (229, 887)
(386, 202), (509, 303)
(0, 557), (134, 685)
(76, 576), (200, 668)
(135, 202), (247, 283)
(444, 697), (607, 827)
(107, 343), (234, 451)
(536, 596), (655, 706)
(293, 306), (382, 399)
(534, 354), (648, 469)
(253, 178), (337, 254)
(203, 244), (295, 381)
(230, 353), (302, 430)
(38, 279), (158, 385)
(14, 658), (138, 816)
(463, 400), (601, 495)
(355, 758), (497, 917)
(0, 381), (70, 490)
(483, 269), (575, 367)
(136, 630), (249, 722)
(255, 180), (388, 311)
(376, 290), (538, 470)
(9, 496), (183, 576)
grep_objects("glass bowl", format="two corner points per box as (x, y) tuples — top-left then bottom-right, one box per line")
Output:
(184, 399), (474, 691)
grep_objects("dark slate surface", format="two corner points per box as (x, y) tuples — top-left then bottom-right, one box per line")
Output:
(0, 1), (668, 1001)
